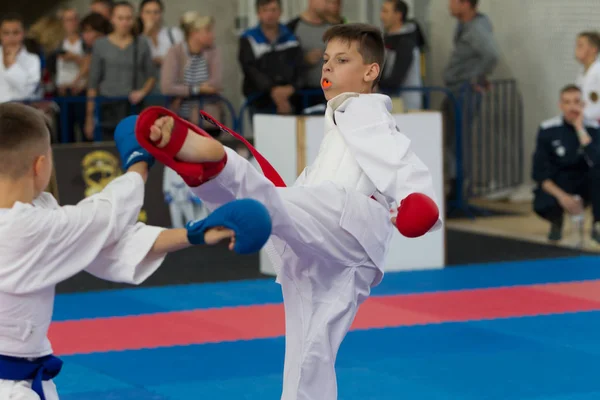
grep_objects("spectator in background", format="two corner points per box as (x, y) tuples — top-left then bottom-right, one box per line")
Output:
(379, 0), (422, 110)
(90, 0), (113, 20)
(443, 0), (498, 92)
(52, 8), (87, 142)
(442, 0), (498, 201)
(55, 8), (86, 96)
(74, 12), (112, 92)
(532, 85), (600, 243)
(324, 0), (346, 24)
(161, 12), (222, 133)
(86, 1), (156, 140)
(287, 0), (331, 110)
(0, 13), (41, 103)
(138, 0), (183, 70)
(26, 15), (64, 98)
(575, 31), (600, 123)
(239, 0), (303, 116)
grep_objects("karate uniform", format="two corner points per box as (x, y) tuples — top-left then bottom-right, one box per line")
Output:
(163, 166), (199, 228)
(191, 92), (442, 400)
(577, 59), (600, 122)
(0, 172), (167, 399)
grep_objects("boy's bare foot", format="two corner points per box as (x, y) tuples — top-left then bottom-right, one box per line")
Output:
(203, 227), (236, 251)
(149, 116), (225, 163)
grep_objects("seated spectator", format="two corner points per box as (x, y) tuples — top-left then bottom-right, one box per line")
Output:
(161, 11), (222, 134)
(287, 0), (331, 111)
(90, 0), (113, 20)
(532, 85), (600, 243)
(324, 0), (346, 24)
(0, 13), (41, 103)
(379, 0), (422, 110)
(575, 31), (600, 123)
(239, 0), (303, 116)
(86, 1), (156, 140)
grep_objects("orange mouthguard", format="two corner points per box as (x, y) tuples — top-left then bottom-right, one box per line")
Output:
(322, 79), (332, 89)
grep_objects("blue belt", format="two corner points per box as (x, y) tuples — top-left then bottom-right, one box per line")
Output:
(0, 354), (63, 400)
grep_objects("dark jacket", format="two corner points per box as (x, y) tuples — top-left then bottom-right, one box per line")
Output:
(238, 24), (303, 108)
(532, 116), (600, 187)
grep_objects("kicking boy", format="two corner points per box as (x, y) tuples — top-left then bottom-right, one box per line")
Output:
(135, 23), (441, 400)
(0, 104), (272, 400)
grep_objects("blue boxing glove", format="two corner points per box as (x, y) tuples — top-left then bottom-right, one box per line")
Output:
(114, 115), (155, 170)
(186, 198), (272, 254)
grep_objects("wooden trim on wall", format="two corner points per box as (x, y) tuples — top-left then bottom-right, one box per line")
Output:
(296, 116), (306, 176)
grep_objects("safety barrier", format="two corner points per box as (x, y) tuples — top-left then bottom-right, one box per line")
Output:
(460, 80), (524, 200)
(21, 94), (238, 143)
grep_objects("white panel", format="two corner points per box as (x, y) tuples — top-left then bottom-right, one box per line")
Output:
(253, 114), (298, 185)
(255, 112), (445, 276)
(385, 112), (445, 271)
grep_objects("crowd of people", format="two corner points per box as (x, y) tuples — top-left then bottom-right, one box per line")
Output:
(0, 0), (498, 142)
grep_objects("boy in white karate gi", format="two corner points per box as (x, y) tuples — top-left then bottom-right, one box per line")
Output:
(0, 104), (272, 400)
(576, 31), (600, 122)
(135, 23), (441, 400)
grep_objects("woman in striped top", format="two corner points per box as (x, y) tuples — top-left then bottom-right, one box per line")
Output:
(160, 11), (222, 131)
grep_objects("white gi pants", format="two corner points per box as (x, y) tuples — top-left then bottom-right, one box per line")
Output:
(0, 379), (58, 400)
(191, 148), (391, 400)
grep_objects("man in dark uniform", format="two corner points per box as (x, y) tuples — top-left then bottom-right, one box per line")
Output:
(532, 84), (600, 242)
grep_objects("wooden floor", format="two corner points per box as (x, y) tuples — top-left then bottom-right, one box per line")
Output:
(447, 198), (600, 253)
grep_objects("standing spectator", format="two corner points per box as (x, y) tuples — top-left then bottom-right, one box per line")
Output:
(575, 31), (600, 123)
(324, 0), (346, 24)
(25, 15), (64, 98)
(442, 0), (499, 200)
(138, 0), (183, 70)
(0, 13), (41, 103)
(86, 1), (156, 140)
(532, 85), (600, 242)
(90, 0), (113, 20)
(74, 12), (112, 93)
(161, 11), (222, 133)
(53, 8), (87, 142)
(443, 0), (498, 92)
(239, 0), (303, 116)
(379, 0), (422, 110)
(287, 0), (331, 110)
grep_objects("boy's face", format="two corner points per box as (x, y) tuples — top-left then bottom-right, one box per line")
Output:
(321, 38), (379, 101)
(575, 36), (597, 63)
(0, 20), (24, 49)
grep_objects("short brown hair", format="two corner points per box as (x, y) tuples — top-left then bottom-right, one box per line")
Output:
(0, 103), (51, 179)
(322, 23), (385, 85)
(579, 31), (600, 52)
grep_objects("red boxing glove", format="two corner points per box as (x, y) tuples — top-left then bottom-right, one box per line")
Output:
(395, 193), (439, 238)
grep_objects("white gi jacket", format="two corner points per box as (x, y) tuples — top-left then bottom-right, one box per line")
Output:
(0, 46), (41, 103)
(577, 59), (600, 122)
(196, 92), (442, 286)
(0, 173), (166, 359)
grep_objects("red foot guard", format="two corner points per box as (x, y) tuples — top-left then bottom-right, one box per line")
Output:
(135, 106), (227, 187)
